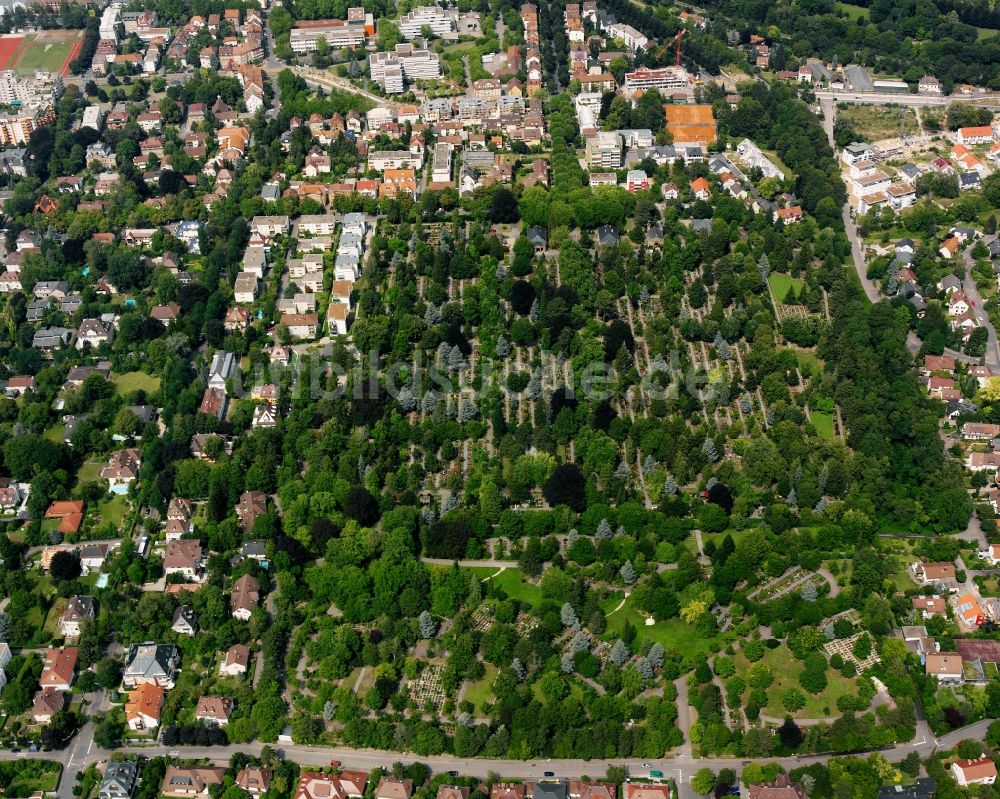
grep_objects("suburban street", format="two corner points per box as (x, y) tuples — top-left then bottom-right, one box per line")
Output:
(5, 712), (994, 799)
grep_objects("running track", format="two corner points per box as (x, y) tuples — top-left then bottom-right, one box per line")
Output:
(0, 35), (25, 71)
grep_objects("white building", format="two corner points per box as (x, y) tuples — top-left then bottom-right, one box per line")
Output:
(289, 11), (372, 53)
(606, 22), (648, 52)
(586, 131), (622, 169)
(623, 66), (691, 95)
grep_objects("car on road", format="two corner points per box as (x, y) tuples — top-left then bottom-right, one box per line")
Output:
(543, 772), (555, 777)
(641, 763), (652, 768)
(649, 771), (664, 779)
(330, 760), (341, 767)
(449, 772), (459, 777)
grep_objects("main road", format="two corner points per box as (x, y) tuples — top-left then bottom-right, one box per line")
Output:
(7, 715), (982, 799)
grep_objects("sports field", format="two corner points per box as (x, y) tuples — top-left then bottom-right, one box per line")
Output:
(0, 31), (83, 76)
(0, 35), (24, 70)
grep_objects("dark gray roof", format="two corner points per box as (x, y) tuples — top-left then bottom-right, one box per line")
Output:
(531, 785), (568, 799)
(877, 779), (936, 799)
(526, 226), (547, 246)
(99, 760), (140, 799)
(596, 225), (618, 245)
(692, 219), (713, 233)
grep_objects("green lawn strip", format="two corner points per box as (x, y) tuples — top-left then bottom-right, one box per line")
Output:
(810, 411), (836, 439)
(112, 371), (161, 396)
(834, 1), (867, 20)
(463, 663), (498, 711)
(769, 273), (805, 303)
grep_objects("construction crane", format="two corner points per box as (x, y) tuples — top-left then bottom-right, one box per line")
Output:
(675, 28), (686, 68)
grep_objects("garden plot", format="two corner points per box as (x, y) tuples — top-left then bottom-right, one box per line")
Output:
(405, 662), (448, 712)
(823, 631), (880, 672)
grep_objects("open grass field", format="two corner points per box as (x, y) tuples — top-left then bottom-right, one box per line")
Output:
(466, 566), (544, 607)
(112, 371), (161, 396)
(6, 32), (79, 76)
(734, 643), (859, 719)
(978, 27), (1000, 41)
(769, 273), (805, 303)
(604, 595), (716, 657)
(834, 1), (868, 20)
(811, 411), (836, 439)
(838, 103), (919, 141)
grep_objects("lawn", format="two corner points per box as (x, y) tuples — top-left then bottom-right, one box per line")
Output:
(112, 371), (161, 396)
(603, 595), (716, 658)
(12, 36), (75, 75)
(769, 273), (805, 303)
(465, 566), (544, 608)
(810, 411), (836, 439)
(978, 27), (1000, 41)
(76, 458), (104, 484)
(96, 494), (129, 529)
(834, 1), (867, 19)
(838, 103), (919, 141)
(734, 643), (858, 719)
(43, 423), (64, 443)
(463, 663), (498, 711)
(0, 760), (62, 797)
(793, 348), (824, 376)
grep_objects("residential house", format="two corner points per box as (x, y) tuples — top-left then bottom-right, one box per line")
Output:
(123, 643), (179, 689)
(40, 646), (78, 691)
(59, 596), (95, 638)
(375, 778), (414, 799)
(295, 771), (369, 799)
(912, 561), (956, 585)
(231, 574), (260, 620)
(125, 682), (164, 730)
(150, 304), (180, 326)
(956, 593), (985, 627)
(746, 775), (806, 799)
(161, 766), (226, 799)
(99, 448), (141, 493)
(164, 540), (205, 582)
(76, 318), (114, 350)
(99, 761), (141, 799)
(912, 595), (947, 618)
(926, 652), (964, 682)
(171, 605), (199, 636)
(252, 402), (279, 429)
(208, 351), (238, 392)
(199, 387), (228, 420)
(220, 644), (251, 678)
(236, 768), (273, 798)
(236, 490), (267, 533)
(952, 758), (997, 787)
(194, 695), (234, 725)
(32, 689), (65, 723)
